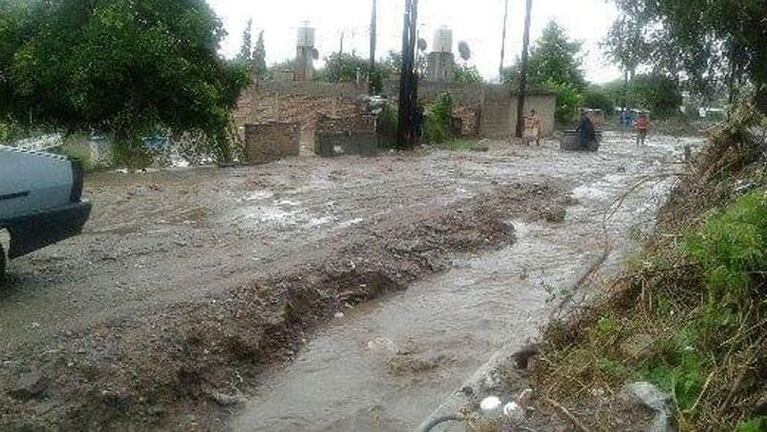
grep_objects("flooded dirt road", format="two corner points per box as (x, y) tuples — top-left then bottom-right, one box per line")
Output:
(0, 132), (703, 431)
(231, 132), (703, 432)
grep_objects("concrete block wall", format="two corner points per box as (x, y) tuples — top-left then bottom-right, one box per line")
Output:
(315, 133), (379, 158)
(314, 114), (379, 157)
(479, 86), (556, 137)
(243, 122), (300, 164)
(315, 114), (376, 134)
(235, 79), (556, 146)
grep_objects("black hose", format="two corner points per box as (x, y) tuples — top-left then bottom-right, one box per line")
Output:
(421, 415), (463, 432)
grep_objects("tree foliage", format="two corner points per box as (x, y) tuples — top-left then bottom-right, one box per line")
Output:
(526, 21), (586, 92)
(238, 19), (253, 62)
(0, 0), (250, 162)
(593, 75), (683, 119)
(457, 41), (471, 62)
(316, 52), (369, 83)
(501, 21), (586, 124)
(582, 86), (615, 116)
(454, 64), (483, 84)
(629, 73), (683, 118)
(252, 30), (267, 78)
(608, 0), (767, 110)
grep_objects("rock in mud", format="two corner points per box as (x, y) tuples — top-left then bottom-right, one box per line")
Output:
(542, 206), (567, 223)
(8, 370), (49, 401)
(386, 354), (452, 376)
(367, 337), (398, 354)
(622, 382), (673, 432)
(204, 388), (245, 407)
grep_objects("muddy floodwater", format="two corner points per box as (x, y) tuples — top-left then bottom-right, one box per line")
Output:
(231, 132), (703, 432)
(0, 131), (704, 431)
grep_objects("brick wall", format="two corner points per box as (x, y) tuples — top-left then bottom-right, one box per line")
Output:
(243, 122), (300, 164)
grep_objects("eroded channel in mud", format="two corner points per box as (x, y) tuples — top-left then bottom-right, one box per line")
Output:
(231, 133), (704, 432)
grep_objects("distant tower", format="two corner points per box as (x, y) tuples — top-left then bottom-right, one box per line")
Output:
(426, 27), (455, 82)
(295, 22), (316, 81)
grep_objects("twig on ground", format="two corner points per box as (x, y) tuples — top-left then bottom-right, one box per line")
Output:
(686, 368), (717, 414)
(543, 397), (592, 432)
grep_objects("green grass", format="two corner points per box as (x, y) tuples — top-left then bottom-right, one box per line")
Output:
(57, 146), (93, 171)
(735, 417), (767, 432)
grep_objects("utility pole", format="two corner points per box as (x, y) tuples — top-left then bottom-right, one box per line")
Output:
(369, 0), (378, 94)
(515, 0), (533, 138)
(397, 0), (419, 148)
(339, 31), (345, 55)
(499, 0), (509, 79)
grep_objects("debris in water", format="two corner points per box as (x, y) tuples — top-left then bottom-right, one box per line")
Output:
(367, 337), (398, 354)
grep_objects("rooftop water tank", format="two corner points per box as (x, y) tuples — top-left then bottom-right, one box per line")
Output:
(433, 27), (453, 53)
(297, 23), (315, 48)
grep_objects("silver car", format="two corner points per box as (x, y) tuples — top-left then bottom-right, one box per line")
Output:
(0, 146), (92, 283)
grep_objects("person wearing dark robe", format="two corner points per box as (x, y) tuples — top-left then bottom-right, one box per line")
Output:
(575, 111), (596, 149)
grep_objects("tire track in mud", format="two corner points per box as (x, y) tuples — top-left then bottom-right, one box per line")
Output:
(0, 182), (568, 432)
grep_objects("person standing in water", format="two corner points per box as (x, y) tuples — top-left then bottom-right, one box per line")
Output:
(524, 109), (542, 146)
(635, 113), (650, 146)
(575, 110), (597, 150)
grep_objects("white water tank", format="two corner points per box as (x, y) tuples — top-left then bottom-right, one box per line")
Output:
(297, 23), (315, 48)
(433, 27), (453, 53)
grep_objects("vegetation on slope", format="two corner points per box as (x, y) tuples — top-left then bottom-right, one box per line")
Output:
(533, 106), (767, 431)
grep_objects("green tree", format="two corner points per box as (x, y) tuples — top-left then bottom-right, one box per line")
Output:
(239, 18), (253, 62)
(629, 73), (683, 119)
(316, 52), (369, 83)
(252, 30), (267, 78)
(0, 0), (250, 163)
(454, 64), (483, 84)
(457, 41), (471, 62)
(603, 1), (650, 102)
(527, 21), (586, 92)
(583, 85), (615, 116)
(502, 21), (586, 123)
(609, 0), (767, 111)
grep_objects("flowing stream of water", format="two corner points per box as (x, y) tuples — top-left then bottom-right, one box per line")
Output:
(232, 133), (703, 432)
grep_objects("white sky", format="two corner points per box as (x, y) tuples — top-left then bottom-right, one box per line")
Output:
(207, 0), (623, 84)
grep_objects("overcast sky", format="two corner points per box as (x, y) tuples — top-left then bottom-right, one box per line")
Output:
(207, 0), (623, 84)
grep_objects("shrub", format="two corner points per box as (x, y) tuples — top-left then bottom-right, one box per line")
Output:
(547, 80), (583, 125)
(735, 417), (767, 432)
(377, 103), (398, 148)
(454, 64), (484, 84)
(685, 192), (767, 311)
(425, 93), (454, 144)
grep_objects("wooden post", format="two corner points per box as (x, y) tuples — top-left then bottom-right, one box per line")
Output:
(369, 0), (377, 94)
(515, 0), (533, 138)
(397, 0), (419, 148)
(499, 0), (509, 79)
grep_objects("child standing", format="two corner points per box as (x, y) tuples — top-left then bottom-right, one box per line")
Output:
(635, 113), (650, 146)
(524, 109), (542, 146)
